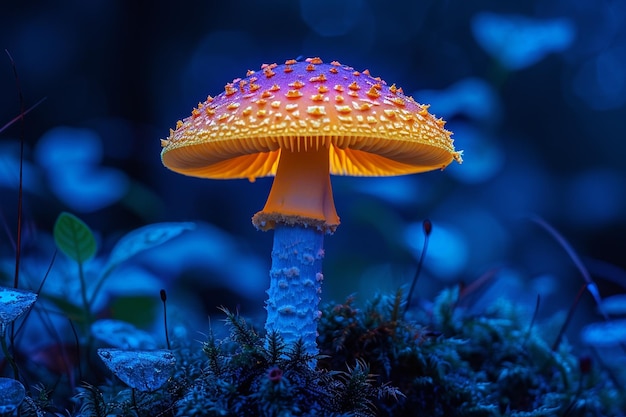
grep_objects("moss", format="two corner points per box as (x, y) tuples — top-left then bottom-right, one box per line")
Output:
(316, 288), (625, 417)
(47, 287), (622, 416)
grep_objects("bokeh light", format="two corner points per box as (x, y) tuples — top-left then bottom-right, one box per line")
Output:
(471, 12), (576, 70)
(34, 126), (129, 212)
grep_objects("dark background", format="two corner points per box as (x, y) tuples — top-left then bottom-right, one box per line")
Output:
(1, 0), (625, 338)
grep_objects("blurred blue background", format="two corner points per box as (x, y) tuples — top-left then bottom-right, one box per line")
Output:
(1, 0), (625, 340)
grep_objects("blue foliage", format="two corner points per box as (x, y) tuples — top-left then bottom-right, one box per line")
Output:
(415, 78), (502, 123)
(106, 222), (196, 268)
(34, 127), (128, 212)
(581, 318), (626, 347)
(471, 12), (575, 70)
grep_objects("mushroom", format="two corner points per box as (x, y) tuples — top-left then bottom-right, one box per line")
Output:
(97, 348), (176, 392)
(161, 57), (461, 362)
(0, 377), (26, 415)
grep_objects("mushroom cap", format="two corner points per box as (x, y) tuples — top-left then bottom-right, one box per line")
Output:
(161, 57), (461, 181)
(0, 286), (37, 326)
(97, 348), (176, 392)
(0, 377), (25, 413)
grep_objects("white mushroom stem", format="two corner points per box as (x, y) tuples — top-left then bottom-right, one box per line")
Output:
(265, 225), (324, 363)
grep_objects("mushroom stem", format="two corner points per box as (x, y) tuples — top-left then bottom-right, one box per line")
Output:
(253, 146), (339, 364)
(265, 225), (324, 362)
(252, 146), (340, 232)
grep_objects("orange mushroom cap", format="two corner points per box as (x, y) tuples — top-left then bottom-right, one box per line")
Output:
(161, 57), (462, 232)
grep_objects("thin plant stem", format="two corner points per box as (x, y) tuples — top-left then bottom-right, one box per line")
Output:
(69, 318), (81, 387)
(404, 219), (432, 316)
(15, 251), (56, 337)
(0, 326), (20, 380)
(4, 50), (46, 356)
(77, 261), (92, 325)
(0, 97), (46, 134)
(529, 216), (604, 314)
(523, 294), (541, 348)
(530, 215), (626, 353)
(77, 260), (97, 374)
(132, 387), (140, 416)
(5, 49), (25, 292)
(552, 282), (587, 352)
(160, 289), (171, 350)
(87, 265), (115, 306)
(6, 49), (25, 356)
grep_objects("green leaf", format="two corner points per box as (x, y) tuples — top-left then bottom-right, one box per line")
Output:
(53, 212), (97, 263)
